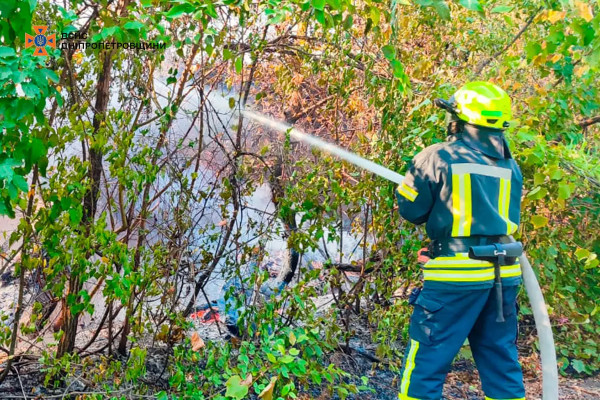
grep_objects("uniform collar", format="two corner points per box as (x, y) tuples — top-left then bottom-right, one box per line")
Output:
(457, 123), (512, 160)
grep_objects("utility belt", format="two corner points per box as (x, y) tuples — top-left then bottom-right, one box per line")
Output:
(425, 236), (523, 322)
(428, 236), (506, 259)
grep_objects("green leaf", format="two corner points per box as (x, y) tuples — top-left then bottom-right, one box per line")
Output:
(571, 359), (586, 374)
(41, 69), (59, 83)
(315, 9), (326, 25)
(459, 0), (483, 12)
(124, 21), (145, 30)
(0, 158), (20, 180)
(31, 138), (46, 162)
(280, 355), (295, 363)
(0, 1), (18, 16)
(572, 20), (595, 47)
(0, 66), (12, 80)
(102, 26), (121, 39)
(548, 167), (562, 180)
(370, 7), (381, 25)
(62, 25), (78, 34)
(558, 183), (572, 199)
(166, 3), (195, 18)
(289, 348), (300, 356)
(414, 0), (433, 5)
(7, 182), (17, 200)
(526, 186), (546, 199)
(229, 97), (236, 109)
(21, 82), (40, 98)
(343, 14), (353, 29)
(326, 0), (341, 11)
(12, 175), (28, 192)
(156, 391), (168, 400)
(491, 5), (513, 13)
(281, 383), (292, 396)
(69, 207), (83, 224)
(204, 2), (219, 19)
(225, 375), (249, 400)
(575, 248), (590, 260)
(0, 47), (16, 58)
(312, 0), (325, 11)
(91, 33), (103, 43)
(391, 59), (406, 78)
(235, 57), (243, 74)
(382, 45), (396, 61)
(531, 215), (548, 229)
(433, 0), (450, 20)
(525, 41), (542, 60)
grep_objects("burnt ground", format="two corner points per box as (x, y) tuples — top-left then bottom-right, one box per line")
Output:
(325, 349), (600, 400)
(1, 275), (599, 399)
(1, 332), (599, 400)
(0, 349), (599, 399)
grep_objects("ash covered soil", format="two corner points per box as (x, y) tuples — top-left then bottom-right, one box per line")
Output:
(1, 312), (599, 400)
(1, 249), (598, 399)
(0, 346), (599, 399)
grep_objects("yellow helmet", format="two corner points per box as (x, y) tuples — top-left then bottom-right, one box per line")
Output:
(446, 82), (512, 130)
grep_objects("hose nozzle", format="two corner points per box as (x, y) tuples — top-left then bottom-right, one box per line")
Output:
(434, 98), (458, 114)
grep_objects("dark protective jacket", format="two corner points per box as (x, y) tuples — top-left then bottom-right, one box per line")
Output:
(396, 124), (523, 288)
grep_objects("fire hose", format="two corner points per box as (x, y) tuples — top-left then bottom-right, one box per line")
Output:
(242, 110), (559, 400)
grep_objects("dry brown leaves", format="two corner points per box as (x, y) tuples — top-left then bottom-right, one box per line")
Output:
(258, 376), (278, 400)
(190, 332), (205, 351)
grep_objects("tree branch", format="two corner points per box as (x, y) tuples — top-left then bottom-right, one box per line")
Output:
(475, 7), (542, 75)
(577, 115), (600, 129)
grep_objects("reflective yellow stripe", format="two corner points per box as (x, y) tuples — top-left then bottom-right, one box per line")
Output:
(500, 265), (522, 278)
(398, 187), (416, 201)
(485, 397), (525, 400)
(400, 339), (420, 396)
(424, 269), (495, 282)
(451, 174), (462, 236)
(425, 276), (494, 282)
(499, 177), (506, 220)
(424, 269), (520, 282)
(402, 183), (418, 197)
(464, 174), (472, 235)
(398, 393), (422, 400)
(426, 255), (520, 268)
(432, 252), (519, 262)
(397, 183), (418, 202)
(427, 260), (494, 267)
(451, 173), (472, 237)
(398, 188), (417, 202)
(424, 268), (494, 275)
(501, 271), (522, 278)
(499, 178), (518, 234)
(423, 254), (521, 282)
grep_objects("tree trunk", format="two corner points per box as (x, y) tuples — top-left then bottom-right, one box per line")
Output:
(57, 47), (114, 357)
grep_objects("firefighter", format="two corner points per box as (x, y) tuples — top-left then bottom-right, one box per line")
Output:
(396, 81), (526, 400)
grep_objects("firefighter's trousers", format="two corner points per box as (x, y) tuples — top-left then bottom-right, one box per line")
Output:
(398, 285), (526, 400)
